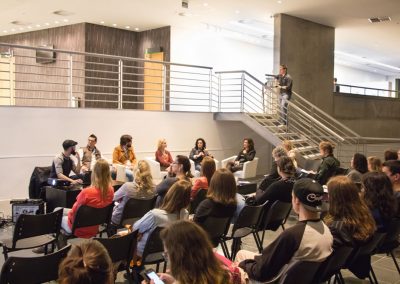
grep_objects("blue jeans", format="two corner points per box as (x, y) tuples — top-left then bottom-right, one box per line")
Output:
(279, 94), (289, 125)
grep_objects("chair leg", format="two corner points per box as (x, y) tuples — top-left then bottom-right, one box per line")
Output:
(2, 247), (8, 260)
(163, 261), (167, 273)
(370, 267), (379, 284)
(338, 271), (345, 284)
(253, 231), (263, 253)
(156, 263), (160, 272)
(390, 251), (400, 274)
(221, 240), (230, 260)
(231, 239), (238, 261)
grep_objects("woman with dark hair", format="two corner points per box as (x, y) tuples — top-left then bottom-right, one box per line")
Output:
(325, 176), (376, 249)
(156, 221), (232, 284)
(194, 168), (237, 225)
(227, 138), (256, 173)
(252, 156), (296, 206)
(155, 155), (193, 207)
(189, 138), (212, 171)
(191, 156), (216, 200)
(58, 240), (114, 284)
(384, 149), (398, 161)
(347, 153), (368, 184)
(362, 172), (398, 232)
(132, 180), (191, 256)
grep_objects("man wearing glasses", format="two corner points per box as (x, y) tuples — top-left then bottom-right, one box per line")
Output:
(80, 134), (102, 173)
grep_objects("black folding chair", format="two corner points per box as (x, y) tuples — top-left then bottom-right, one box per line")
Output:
(221, 203), (265, 260)
(69, 204), (114, 238)
(341, 231), (387, 284)
(95, 230), (138, 277)
(312, 246), (353, 284)
(198, 215), (232, 248)
(0, 208), (63, 260)
(0, 244), (71, 284)
(253, 200), (292, 252)
(374, 217), (400, 274)
(264, 260), (321, 284)
(118, 196), (156, 226)
(189, 188), (207, 214)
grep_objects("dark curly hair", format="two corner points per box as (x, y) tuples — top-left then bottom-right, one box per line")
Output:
(194, 138), (206, 150)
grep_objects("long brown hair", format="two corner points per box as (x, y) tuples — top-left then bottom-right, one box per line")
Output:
(362, 172), (398, 219)
(207, 168), (237, 205)
(91, 159), (112, 200)
(325, 176), (375, 241)
(160, 180), (191, 216)
(160, 220), (231, 284)
(135, 160), (154, 195)
(58, 240), (114, 284)
(368, 156), (382, 172)
(201, 156), (216, 185)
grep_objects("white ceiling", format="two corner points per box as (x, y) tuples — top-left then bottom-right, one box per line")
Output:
(1, 0), (400, 76)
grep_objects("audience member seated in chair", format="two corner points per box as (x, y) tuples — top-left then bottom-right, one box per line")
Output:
(384, 149), (398, 161)
(367, 156), (382, 172)
(347, 153), (368, 184)
(58, 239), (114, 284)
(282, 140), (298, 169)
(235, 178), (333, 283)
(155, 138), (173, 171)
(191, 156), (216, 200)
(131, 180), (191, 258)
(112, 134), (136, 182)
(258, 146), (288, 190)
(194, 168), (237, 225)
(111, 160), (155, 225)
(155, 155), (192, 207)
(382, 160), (400, 207)
(49, 139), (83, 185)
(249, 156), (296, 208)
(324, 176), (376, 280)
(155, 220), (234, 284)
(189, 138), (212, 172)
(226, 138), (256, 173)
(58, 159), (114, 243)
(307, 141), (340, 185)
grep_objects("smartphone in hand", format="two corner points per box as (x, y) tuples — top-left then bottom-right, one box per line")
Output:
(141, 269), (165, 284)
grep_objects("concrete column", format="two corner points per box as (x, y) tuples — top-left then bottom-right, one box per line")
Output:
(274, 14), (335, 114)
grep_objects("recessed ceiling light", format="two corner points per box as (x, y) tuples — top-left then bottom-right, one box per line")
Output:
(3, 30), (8, 33)
(100, 21), (105, 24)
(11, 28), (15, 31)
(54, 21), (59, 24)
(36, 24), (41, 27)
(19, 27), (24, 30)
(27, 26), (32, 29)
(203, 2), (209, 6)
(125, 26), (130, 29)
(45, 23), (50, 26)
(277, 0), (282, 4)
(134, 27), (139, 31)
(63, 19), (69, 22)
(112, 23), (117, 27)
(235, 10), (240, 14)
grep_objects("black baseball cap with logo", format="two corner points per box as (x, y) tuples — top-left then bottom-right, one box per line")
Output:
(293, 178), (324, 212)
(62, 139), (78, 150)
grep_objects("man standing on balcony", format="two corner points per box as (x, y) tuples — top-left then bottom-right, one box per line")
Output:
(276, 64), (293, 127)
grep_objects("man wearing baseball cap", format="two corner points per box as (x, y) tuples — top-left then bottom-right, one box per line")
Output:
(49, 139), (83, 185)
(236, 178), (333, 283)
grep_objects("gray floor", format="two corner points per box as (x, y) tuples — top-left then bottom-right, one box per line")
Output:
(1, 215), (399, 283)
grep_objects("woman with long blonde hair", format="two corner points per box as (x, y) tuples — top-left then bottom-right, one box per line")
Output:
(111, 160), (155, 225)
(155, 138), (173, 171)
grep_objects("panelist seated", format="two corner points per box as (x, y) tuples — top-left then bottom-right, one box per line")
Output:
(79, 133), (102, 173)
(189, 138), (212, 172)
(112, 134), (136, 182)
(226, 138), (256, 173)
(155, 138), (173, 171)
(49, 139), (83, 185)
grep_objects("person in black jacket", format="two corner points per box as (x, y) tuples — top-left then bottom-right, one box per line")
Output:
(226, 138), (256, 173)
(258, 146), (287, 191)
(314, 141), (340, 185)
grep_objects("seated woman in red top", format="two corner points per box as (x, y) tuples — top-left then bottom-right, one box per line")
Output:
(61, 159), (114, 239)
(191, 156), (216, 200)
(155, 138), (173, 171)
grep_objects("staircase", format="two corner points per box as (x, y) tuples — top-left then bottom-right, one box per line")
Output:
(214, 70), (364, 168)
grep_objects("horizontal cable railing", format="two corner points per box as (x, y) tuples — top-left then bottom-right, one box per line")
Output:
(336, 83), (399, 98)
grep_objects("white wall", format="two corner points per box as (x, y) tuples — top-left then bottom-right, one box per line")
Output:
(334, 64), (392, 92)
(171, 25), (274, 81)
(0, 106), (272, 215)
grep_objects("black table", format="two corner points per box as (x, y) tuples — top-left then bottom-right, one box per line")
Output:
(237, 181), (257, 195)
(45, 186), (81, 213)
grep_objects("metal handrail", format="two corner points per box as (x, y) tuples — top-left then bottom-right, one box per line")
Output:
(336, 83), (399, 97)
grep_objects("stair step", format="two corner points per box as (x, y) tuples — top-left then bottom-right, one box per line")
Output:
(296, 146), (318, 152)
(303, 153), (321, 160)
